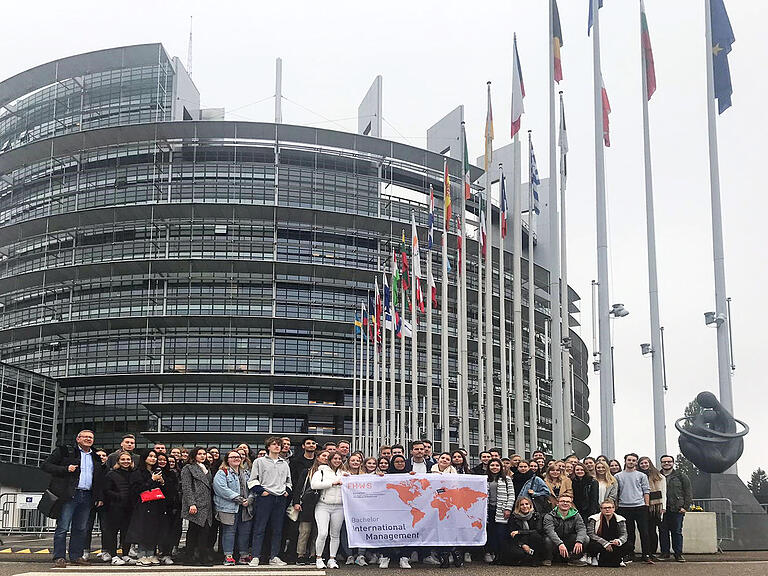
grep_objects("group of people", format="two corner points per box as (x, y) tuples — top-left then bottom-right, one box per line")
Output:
(42, 430), (692, 569)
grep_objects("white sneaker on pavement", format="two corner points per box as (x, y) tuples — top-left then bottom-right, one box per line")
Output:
(327, 559), (339, 569)
(346, 555), (355, 565)
(483, 552), (494, 563)
(161, 556), (174, 565)
(249, 557), (260, 567)
(316, 558), (326, 569)
(423, 555), (440, 565)
(378, 557), (390, 569)
(111, 557), (126, 566)
(399, 557), (411, 569)
(464, 552), (473, 563)
(99, 552), (111, 562)
(269, 557), (287, 566)
(355, 554), (368, 566)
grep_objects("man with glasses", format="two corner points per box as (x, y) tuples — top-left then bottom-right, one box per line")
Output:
(542, 495), (589, 566)
(658, 455), (692, 562)
(42, 430), (105, 568)
(585, 500), (628, 567)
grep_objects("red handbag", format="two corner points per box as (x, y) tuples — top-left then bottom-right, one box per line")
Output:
(140, 488), (165, 503)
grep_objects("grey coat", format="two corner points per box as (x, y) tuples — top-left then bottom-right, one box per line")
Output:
(181, 463), (213, 527)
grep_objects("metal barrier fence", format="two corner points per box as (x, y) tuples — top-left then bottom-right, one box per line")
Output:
(0, 493), (55, 535)
(762, 503), (768, 514)
(692, 497), (734, 550)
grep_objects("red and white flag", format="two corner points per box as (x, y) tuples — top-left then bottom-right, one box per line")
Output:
(511, 33), (525, 138)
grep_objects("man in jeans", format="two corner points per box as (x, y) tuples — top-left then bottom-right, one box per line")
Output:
(41, 430), (105, 568)
(615, 453), (652, 564)
(248, 436), (292, 567)
(658, 455), (692, 562)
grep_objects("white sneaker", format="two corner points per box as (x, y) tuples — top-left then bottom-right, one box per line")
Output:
(591, 556), (599, 566)
(316, 558), (326, 569)
(269, 557), (287, 566)
(484, 552), (494, 563)
(161, 556), (174, 565)
(129, 544), (139, 559)
(399, 557), (411, 569)
(99, 552), (111, 562)
(619, 561), (627, 567)
(123, 556), (136, 566)
(464, 552), (473, 563)
(410, 551), (418, 562)
(111, 556), (126, 566)
(378, 557), (390, 569)
(369, 554), (379, 563)
(137, 557), (153, 567)
(355, 555), (368, 567)
(327, 559), (339, 569)
(148, 556), (160, 565)
(346, 556), (355, 565)
(423, 555), (441, 566)
(249, 557), (260, 567)
(82, 552), (90, 560)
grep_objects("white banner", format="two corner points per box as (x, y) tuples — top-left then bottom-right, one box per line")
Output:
(341, 473), (488, 547)
(16, 493), (42, 510)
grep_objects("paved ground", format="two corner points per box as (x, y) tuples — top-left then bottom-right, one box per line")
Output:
(1, 560), (768, 576)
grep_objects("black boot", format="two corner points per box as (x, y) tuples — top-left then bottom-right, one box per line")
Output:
(452, 551), (464, 568)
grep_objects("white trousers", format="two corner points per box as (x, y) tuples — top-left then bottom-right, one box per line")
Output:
(314, 502), (344, 559)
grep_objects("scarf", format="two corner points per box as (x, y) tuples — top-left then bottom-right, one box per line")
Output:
(513, 508), (534, 531)
(596, 514), (620, 541)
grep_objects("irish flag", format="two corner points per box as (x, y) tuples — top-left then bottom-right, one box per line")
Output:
(640, 0), (656, 100)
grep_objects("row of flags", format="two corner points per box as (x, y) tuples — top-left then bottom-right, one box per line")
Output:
(356, 0), (736, 340)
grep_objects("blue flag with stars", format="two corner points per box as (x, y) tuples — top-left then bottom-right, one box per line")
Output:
(711, 0), (735, 114)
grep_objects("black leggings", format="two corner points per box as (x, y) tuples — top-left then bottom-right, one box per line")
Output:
(101, 509), (131, 556)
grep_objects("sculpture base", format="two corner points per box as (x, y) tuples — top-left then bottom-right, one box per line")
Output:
(694, 473), (768, 551)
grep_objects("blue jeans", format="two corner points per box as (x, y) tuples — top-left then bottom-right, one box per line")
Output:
(222, 508), (252, 557)
(251, 494), (286, 560)
(659, 511), (684, 557)
(53, 489), (93, 561)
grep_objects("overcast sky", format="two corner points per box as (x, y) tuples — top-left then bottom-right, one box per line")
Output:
(3, 1), (764, 480)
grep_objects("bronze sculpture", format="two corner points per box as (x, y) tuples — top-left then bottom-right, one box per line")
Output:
(675, 391), (748, 473)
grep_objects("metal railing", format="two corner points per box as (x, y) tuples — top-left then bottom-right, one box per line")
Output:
(0, 493), (55, 535)
(692, 497), (734, 550)
(761, 503), (768, 514)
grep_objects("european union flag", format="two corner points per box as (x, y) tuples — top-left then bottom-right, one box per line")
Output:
(711, 0), (735, 114)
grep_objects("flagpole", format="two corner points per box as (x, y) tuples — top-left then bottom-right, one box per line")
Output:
(498, 165), (509, 455)
(704, 0), (734, 471)
(639, 1), (667, 462)
(559, 92), (573, 455)
(390, 253), (397, 444)
(400, 279), (406, 444)
(373, 286), (380, 456)
(460, 123), (471, 449)
(592, 0), (616, 457)
(484, 81), (494, 449)
(526, 131), (537, 460)
(512, 133), (525, 456)
(352, 316), (358, 452)
(426, 214), (434, 443)
(366, 302), (372, 453)
(441, 162), (450, 451)
(410, 213), (418, 444)
(359, 302), (365, 452)
(381, 275), (387, 447)
(548, 0), (565, 460)
(477, 186), (485, 452)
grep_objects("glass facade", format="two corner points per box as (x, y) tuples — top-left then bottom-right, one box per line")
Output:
(0, 45), (590, 456)
(0, 362), (58, 466)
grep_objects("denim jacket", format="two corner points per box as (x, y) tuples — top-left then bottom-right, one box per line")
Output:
(213, 467), (250, 513)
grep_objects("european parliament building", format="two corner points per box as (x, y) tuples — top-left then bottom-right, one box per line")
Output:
(0, 44), (590, 458)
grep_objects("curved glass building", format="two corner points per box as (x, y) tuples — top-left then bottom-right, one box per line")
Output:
(0, 44), (590, 457)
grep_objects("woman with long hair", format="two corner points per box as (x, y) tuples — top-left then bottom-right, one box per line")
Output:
(582, 457), (597, 478)
(515, 460), (551, 513)
(311, 451), (346, 569)
(571, 462), (600, 521)
(528, 459), (539, 475)
(431, 452), (457, 474)
(341, 451), (365, 565)
(544, 462), (573, 508)
(180, 447), (213, 566)
(608, 459), (622, 476)
(638, 456), (666, 559)
(213, 451), (253, 566)
(102, 451), (134, 565)
(363, 457), (379, 474)
(451, 450), (470, 474)
(377, 457), (390, 475)
(377, 455), (414, 569)
(157, 452), (180, 564)
(125, 449), (167, 566)
(485, 458), (514, 564)
(294, 451), (329, 565)
(344, 451), (364, 475)
(594, 461), (618, 506)
(498, 496), (545, 566)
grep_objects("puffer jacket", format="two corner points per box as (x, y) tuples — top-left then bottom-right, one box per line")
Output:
(310, 465), (344, 505)
(542, 506), (588, 547)
(103, 467), (133, 511)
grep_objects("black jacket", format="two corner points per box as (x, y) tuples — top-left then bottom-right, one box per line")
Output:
(41, 444), (105, 501)
(572, 476), (600, 519)
(125, 468), (166, 548)
(103, 467), (133, 511)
